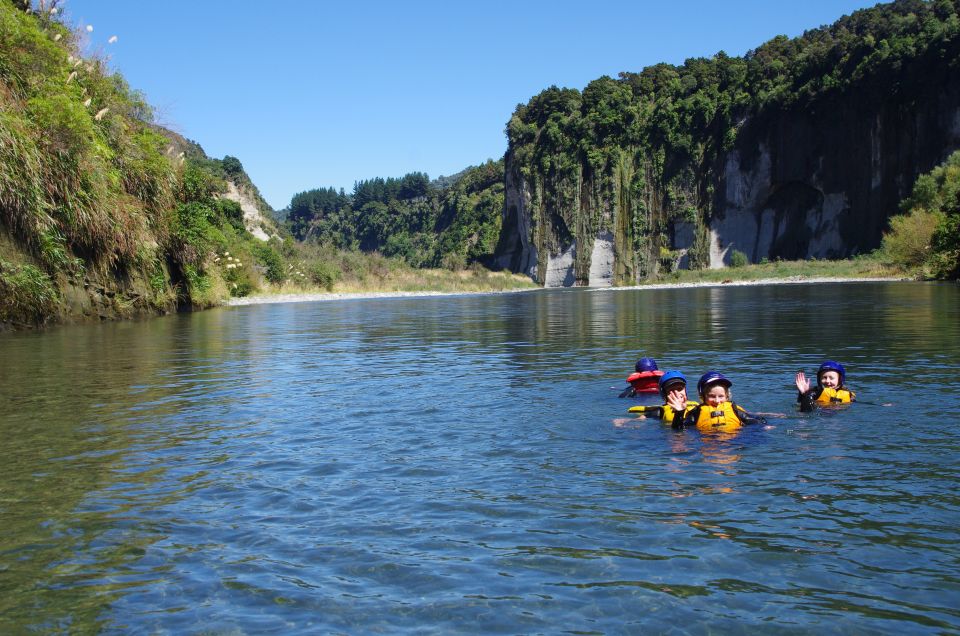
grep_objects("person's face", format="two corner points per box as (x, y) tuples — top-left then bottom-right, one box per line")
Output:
(819, 371), (840, 388)
(704, 385), (727, 407)
(665, 383), (686, 403)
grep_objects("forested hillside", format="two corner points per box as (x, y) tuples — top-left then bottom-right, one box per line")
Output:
(287, 160), (505, 271)
(0, 1), (281, 327)
(495, 0), (960, 285)
(5, 0), (958, 331)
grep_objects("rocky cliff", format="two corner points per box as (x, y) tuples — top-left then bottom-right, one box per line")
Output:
(702, 68), (960, 269)
(494, 0), (960, 286)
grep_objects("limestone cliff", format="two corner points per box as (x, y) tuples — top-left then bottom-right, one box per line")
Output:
(221, 181), (280, 242)
(494, 0), (960, 286)
(498, 83), (960, 286)
(700, 74), (960, 269)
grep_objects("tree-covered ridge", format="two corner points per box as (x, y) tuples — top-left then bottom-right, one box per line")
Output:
(0, 0), (281, 325)
(287, 161), (505, 270)
(504, 0), (960, 283)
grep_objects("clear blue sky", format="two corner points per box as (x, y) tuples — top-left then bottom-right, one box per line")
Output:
(61, 1), (881, 211)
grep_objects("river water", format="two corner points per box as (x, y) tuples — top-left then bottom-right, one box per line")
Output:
(1, 281), (958, 634)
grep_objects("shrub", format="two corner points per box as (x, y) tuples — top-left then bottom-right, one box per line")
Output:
(251, 242), (285, 283)
(880, 207), (941, 270)
(231, 280), (253, 297)
(888, 150), (960, 278)
(216, 199), (244, 230)
(441, 251), (467, 271)
(730, 249), (749, 268)
(0, 260), (58, 324)
(309, 261), (340, 291)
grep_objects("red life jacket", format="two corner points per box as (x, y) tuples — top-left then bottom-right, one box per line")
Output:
(626, 370), (664, 393)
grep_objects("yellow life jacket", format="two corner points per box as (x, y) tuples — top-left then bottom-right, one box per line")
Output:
(816, 387), (855, 404)
(660, 403), (693, 422)
(627, 402), (694, 421)
(692, 401), (746, 433)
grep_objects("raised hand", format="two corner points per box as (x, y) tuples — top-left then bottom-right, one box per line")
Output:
(795, 371), (810, 393)
(666, 390), (686, 413)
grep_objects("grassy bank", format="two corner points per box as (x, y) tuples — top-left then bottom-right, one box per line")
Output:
(231, 252), (907, 305)
(650, 255), (905, 286)
(235, 244), (537, 298)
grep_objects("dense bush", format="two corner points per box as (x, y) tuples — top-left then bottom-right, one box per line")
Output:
(309, 261), (340, 291)
(251, 242), (285, 283)
(730, 249), (749, 268)
(884, 149), (960, 278)
(0, 259), (58, 325)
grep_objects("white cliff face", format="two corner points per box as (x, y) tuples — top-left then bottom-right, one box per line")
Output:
(710, 143), (850, 265)
(709, 146), (772, 267)
(588, 230), (614, 286)
(222, 182), (275, 242)
(544, 241), (577, 287)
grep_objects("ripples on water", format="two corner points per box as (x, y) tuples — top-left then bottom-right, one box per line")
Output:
(1, 282), (959, 634)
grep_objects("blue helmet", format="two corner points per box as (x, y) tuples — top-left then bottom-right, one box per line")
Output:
(658, 370), (686, 398)
(697, 371), (732, 398)
(817, 360), (846, 387)
(635, 357), (659, 373)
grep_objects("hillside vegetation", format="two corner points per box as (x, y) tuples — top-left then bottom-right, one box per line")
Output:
(499, 0), (960, 283)
(288, 160), (506, 271)
(3, 1), (956, 330)
(0, 1), (534, 329)
(881, 149), (960, 278)
(0, 1), (306, 327)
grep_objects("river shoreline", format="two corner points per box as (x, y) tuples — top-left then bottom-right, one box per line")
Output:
(223, 276), (908, 307)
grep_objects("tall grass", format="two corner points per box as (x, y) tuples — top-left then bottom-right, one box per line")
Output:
(0, 258), (58, 325)
(652, 254), (901, 285)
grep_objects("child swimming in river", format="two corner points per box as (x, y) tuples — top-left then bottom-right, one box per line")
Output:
(618, 356), (665, 397)
(669, 371), (766, 432)
(625, 371), (694, 421)
(795, 360), (855, 412)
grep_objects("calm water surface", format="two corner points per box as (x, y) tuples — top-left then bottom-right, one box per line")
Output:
(1, 282), (959, 634)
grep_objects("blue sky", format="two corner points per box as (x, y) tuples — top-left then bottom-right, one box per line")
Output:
(61, 1), (881, 210)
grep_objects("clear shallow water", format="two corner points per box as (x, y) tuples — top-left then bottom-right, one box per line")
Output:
(1, 281), (959, 634)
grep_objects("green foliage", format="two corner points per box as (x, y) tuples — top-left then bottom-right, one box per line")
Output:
(221, 155), (244, 180)
(730, 249), (749, 268)
(501, 0), (960, 281)
(309, 261), (340, 291)
(887, 149), (960, 278)
(171, 201), (215, 263)
(881, 207), (941, 271)
(0, 259), (58, 324)
(251, 241), (285, 283)
(216, 198), (244, 230)
(183, 264), (211, 298)
(288, 161), (505, 271)
(441, 251), (467, 271)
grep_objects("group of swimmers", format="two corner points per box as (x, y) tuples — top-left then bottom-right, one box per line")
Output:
(620, 357), (855, 433)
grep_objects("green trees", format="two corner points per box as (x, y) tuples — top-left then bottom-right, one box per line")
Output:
(501, 0), (960, 283)
(285, 161), (505, 270)
(288, 187), (348, 239)
(884, 150), (960, 278)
